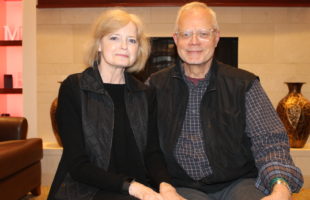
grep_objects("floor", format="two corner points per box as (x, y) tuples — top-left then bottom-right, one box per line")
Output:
(21, 187), (49, 200)
(22, 186), (310, 200)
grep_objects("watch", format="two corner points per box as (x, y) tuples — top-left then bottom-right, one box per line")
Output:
(270, 178), (292, 194)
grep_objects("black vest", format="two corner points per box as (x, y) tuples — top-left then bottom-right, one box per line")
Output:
(49, 67), (149, 200)
(150, 60), (258, 193)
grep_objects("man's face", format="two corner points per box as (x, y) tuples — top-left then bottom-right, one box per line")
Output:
(173, 7), (220, 68)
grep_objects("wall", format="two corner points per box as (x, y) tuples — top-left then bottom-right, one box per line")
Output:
(23, 0), (37, 138)
(37, 6), (310, 144)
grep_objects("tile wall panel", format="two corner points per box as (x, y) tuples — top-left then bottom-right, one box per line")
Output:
(37, 6), (310, 146)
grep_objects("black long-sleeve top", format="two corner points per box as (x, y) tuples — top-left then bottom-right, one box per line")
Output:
(48, 69), (171, 200)
(104, 83), (148, 184)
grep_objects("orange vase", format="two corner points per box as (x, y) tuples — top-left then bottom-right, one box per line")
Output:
(50, 97), (63, 147)
(276, 82), (310, 148)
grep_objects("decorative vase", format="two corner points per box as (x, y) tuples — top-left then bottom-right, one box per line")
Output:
(276, 82), (310, 148)
(50, 97), (62, 147)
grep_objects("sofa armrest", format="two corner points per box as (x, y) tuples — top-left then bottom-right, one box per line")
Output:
(0, 117), (28, 141)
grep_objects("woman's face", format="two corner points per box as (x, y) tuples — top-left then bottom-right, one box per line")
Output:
(99, 22), (139, 69)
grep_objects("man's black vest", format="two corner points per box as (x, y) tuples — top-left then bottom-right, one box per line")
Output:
(149, 60), (259, 193)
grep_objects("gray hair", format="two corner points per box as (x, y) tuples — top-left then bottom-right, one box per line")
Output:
(174, 1), (219, 31)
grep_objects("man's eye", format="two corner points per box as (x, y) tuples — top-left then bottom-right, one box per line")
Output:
(199, 31), (211, 38)
(182, 32), (192, 38)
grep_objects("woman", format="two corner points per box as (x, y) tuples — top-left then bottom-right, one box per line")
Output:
(47, 9), (184, 200)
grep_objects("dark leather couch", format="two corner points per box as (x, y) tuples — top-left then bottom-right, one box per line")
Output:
(0, 117), (43, 200)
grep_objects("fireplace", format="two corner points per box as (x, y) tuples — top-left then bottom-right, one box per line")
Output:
(135, 37), (238, 82)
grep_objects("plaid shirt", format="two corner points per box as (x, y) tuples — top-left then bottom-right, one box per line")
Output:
(175, 72), (212, 180)
(175, 74), (303, 194)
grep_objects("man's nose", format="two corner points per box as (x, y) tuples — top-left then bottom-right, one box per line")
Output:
(189, 33), (200, 44)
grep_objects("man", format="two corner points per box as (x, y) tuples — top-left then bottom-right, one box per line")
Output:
(148, 2), (303, 200)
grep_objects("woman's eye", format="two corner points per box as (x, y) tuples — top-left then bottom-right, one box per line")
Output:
(110, 36), (119, 41)
(128, 38), (137, 44)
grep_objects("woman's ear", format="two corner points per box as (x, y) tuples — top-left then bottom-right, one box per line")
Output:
(97, 39), (102, 52)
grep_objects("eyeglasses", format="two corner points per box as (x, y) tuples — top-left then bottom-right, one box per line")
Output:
(175, 29), (217, 40)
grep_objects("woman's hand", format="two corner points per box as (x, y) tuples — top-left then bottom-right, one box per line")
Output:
(159, 182), (187, 200)
(129, 181), (164, 200)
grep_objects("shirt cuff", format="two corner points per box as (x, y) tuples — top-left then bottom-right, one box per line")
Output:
(255, 162), (303, 194)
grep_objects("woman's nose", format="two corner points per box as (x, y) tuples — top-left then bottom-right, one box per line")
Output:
(121, 39), (128, 49)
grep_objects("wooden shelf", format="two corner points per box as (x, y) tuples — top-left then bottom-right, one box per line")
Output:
(0, 40), (22, 46)
(0, 88), (23, 94)
(37, 0), (310, 8)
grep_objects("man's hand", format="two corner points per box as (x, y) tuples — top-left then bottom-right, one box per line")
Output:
(159, 182), (187, 200)
(261, 183), (292, 200)
(129, 181), (164, 200)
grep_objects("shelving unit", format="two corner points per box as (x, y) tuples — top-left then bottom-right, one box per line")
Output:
(0, 88), (22, 94)
(291, 145), (310, 188)
(0, 40), (23, 95)
(0, 40), (22, 46)
(0, 0), (23, 116)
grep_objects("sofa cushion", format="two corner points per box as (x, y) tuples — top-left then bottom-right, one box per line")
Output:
(0, 117), (28, 141)
(0, 138), (43, 179)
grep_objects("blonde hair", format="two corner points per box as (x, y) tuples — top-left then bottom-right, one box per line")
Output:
(85, 9), (150, 73)
(174, 1), (219, 31)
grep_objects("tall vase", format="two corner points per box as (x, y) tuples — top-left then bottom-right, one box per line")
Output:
(276, 82), (310, 148)
(50, 97), (63, 147)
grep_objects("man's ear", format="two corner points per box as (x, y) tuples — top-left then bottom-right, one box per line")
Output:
(214, 30), (220, 48)
(173, 33), (178, 45)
